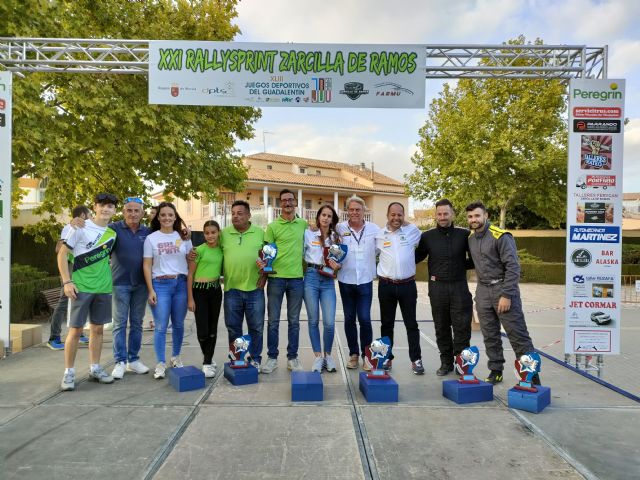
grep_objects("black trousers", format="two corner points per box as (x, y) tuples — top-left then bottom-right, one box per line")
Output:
(378, 279), (421, 362)
(193, 284), (222, 364)
(428, 279), (473, 365)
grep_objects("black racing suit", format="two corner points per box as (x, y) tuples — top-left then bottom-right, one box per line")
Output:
(415, 225), (474, 366)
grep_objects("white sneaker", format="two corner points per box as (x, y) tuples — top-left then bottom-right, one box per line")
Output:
(250, 360), (261, 373)
(126, 360), (149, 374)
(287, 358), (304, 371)
(325, 355), (337, 372)
(311, 357), (324, 372)
(202, 364), (216, 378)
(261, 357), (278, 374)
(170, 355), (183, 368)
(61, 371), (75, 391)
(154, 362), (166, 379)
(89, 366), (114, 384)
(111, 361), (126, 379)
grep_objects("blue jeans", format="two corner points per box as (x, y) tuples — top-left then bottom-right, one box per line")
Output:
(151, 276), (187, 363)
(112, 283), (148, 363)
(339, 281), (373, 357)
(303, 268), (336, 354)
(267, 277), (303, 360)
(224, 288), (265, 364)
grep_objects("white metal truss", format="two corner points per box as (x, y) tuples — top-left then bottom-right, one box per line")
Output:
(0, 37), (607, 79)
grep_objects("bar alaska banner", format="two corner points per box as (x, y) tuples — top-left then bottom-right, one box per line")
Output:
(148, 41), (425, 108)
(565, 79), (625, 355)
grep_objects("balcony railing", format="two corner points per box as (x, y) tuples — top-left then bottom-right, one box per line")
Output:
(209, 205), (371, 228)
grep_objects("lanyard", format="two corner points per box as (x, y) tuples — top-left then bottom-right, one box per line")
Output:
(348, 224), (365, 246)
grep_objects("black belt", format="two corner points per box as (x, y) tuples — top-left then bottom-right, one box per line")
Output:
(307, 263), (324, 270)
(479, 278), (504, 286)
(429, 276), (467, 282)
(378, 275), (415, 285)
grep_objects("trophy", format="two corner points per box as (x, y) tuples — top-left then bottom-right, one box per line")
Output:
(319, 243), (348, 278)
(514, 352), (541, 392)
(454, 346), (480, 384)
(364, 336), (392, 379)
(228, 334), (252, 369)
(259, 243), (278, 274)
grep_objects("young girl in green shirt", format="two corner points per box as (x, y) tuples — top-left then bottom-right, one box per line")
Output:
(188, 220), (223, 378)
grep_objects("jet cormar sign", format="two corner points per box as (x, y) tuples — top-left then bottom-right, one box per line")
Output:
(570, 226), (620, 243)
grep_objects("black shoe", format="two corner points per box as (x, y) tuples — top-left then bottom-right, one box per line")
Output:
(531, 373), (541, 386)
(485, 370), (503, 385)
(436, 363), (454, 376)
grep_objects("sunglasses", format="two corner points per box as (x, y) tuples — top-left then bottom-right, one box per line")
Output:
(124, 196), (144, 205)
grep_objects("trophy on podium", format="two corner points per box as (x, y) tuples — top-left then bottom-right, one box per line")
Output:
(514, 352), (541, 392)
(364, 336), (392, 379)
(228, 335), (252, 369)
(319, 243), (348, 278)
(454, 346), (480, 384)
(259, 243), (278, 274)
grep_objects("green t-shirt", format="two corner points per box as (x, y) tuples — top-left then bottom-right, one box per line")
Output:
(265, 215), (307, 278)
(194, 243), (223, 280)
(63, 220), (116, 294)
(220, 223), (264, 292)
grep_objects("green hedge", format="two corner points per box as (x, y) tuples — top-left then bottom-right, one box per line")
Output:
(11, 227), (58, 275)
(11, 276), (61, 322)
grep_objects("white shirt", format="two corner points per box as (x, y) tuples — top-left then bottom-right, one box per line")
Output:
(376, 223), (421, 280)
(143, 231), (192, 278)
(303, 229), (334, 265)
(336, 221), (380, 285)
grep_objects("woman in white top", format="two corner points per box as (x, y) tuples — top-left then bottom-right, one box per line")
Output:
(303, 204), (342, 373)
(143, 202), (192, 379)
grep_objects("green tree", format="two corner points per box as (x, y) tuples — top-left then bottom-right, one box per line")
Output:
(1, 0), (260, 240)
(407, 36), (567, 229)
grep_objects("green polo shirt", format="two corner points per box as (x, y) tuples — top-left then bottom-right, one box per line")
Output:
(265, 215), (307, 278)
(220, 223), (264, 292)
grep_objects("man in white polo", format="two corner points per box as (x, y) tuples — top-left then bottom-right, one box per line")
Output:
(376, 202), (424, 375)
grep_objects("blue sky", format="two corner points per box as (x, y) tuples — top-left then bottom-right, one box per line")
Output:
(233, 0), (640, 202)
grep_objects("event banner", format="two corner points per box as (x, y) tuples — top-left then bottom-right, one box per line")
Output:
(565, 79), (625, 355)
(0, 71), (11, 348)
(148, 41), (425, 108)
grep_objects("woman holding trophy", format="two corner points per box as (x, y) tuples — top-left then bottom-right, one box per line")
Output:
(303, 205), (345, 373)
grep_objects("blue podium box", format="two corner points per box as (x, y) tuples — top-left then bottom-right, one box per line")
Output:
(223, 362), (259, 386)
(168, 365), (205, 392)
(291, 371), (323, 401)
(359, 372), (398, 403)
(508, 385), (551, 413)
(442, 379), (493, 404)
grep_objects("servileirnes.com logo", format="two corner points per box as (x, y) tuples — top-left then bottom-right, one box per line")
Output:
(573, 82), (623, 102)
(340, 82), (369, 100)
(571, 248), (592, 268)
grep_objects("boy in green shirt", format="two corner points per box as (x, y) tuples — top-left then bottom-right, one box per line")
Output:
(58, 193), (118, 391)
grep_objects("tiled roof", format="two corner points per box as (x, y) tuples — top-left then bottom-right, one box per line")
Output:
(245, 153), (404, 187)
(246, 167), (405, 194)
(623, 193), (640, 201)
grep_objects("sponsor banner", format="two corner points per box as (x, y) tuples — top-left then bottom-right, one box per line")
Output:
(0, 71), (11, 347)
(573, 119), (621, 133)
(569, 226), (620, 243)
(148, 41), (426, 108)
(565, 79), (624, 355)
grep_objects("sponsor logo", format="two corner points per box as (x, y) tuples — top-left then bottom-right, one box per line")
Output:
(201, 82), (234, 97)
(573, 107), (622, 118)
(311, 78), (332, 103)
(573, 275), (585, 284)
(340, 82), (369, 100)
(573, 119), (621, 133)
(0, 99), (5, 110)
(572, 83), (623, 101)
(171, 83), (179, 97)
(571, 248), (592, 268)
(570, 226), (620, 243)
(373, 82), (414, 97)
(575, 174), (615, 189)
(0, 112), (5, 127)
(581, 135), (612, 170)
